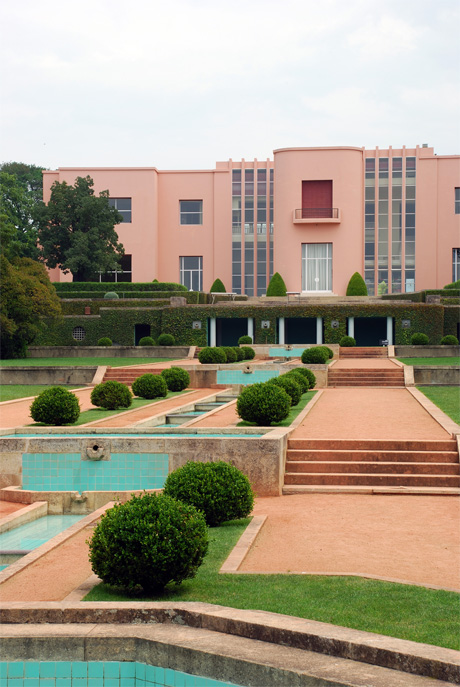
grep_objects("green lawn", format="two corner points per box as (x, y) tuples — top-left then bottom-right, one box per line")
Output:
(29, 390), (186, 427)
(418, 386), (460, 425)
(0, 385), (80, 402)
(398, 357), (460, 366)
(84, 519), (460, 650)
(237, 390), (317, 427)
(0, 357), (176, 367)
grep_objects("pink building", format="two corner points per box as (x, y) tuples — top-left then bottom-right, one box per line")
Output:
(43, 145), (460, 296)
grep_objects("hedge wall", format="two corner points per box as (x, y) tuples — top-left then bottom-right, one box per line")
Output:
(52, 282), (187, 293)
(443, 306), (460, 338)
(61, 300), (169, 315)
(36, 302), (447, 347)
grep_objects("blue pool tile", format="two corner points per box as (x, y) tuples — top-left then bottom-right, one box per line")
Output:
(103, 679), (119, 687)
(23, 678), (39, 686)
(39, 663), (55, 678)
(55, 663), (71, 678)
(103, 662), (120, 678)
(38, 679), (54, 687)
(120, 663), (135, 678)
(71, 662), (87, 678)
(120, 679), (136, 687)
(24, 665), (39, 678)
(86, 679), (100, 687)
(0, 664), (7, 678)
(174, 672), (187, 687)
(87, 663), (103, 679)
(55, 679), (71, 687)
(8, 663), (24, 677)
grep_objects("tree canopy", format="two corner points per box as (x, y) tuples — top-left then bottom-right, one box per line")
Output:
(0, 168), (43, 261)
(0, 254), (62, 358)
(36, 175), (125, 282)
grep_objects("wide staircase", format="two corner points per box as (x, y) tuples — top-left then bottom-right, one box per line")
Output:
(328, 368), (404, 387)
(283, 438), (460, 491)
(102, 367), (164, 384)
(339, 346), (388, 358)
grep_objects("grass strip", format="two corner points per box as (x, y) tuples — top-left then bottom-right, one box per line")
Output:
(30, 390), (187, 427)
(398, 357), (460, 366)
(0, 357), (176, 368)
(0, 385), (80, 402)
(84, 518), (460, 650)
(237, 390), (317, 427)
(418, 386), (460, 425)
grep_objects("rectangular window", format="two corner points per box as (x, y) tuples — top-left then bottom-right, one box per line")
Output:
(453, 248), (460, 282)
(301, 180), (333, 217)
(108, 198), (131, 223)
(180, 200), (203, 225)
(455, 188), (460, 214)
(180, 256), (202, 291)
(98, 254), (132, 282)
(301, 243), (332, 292)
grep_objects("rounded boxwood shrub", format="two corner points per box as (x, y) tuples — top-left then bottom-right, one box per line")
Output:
(267, 376), (301, 406)
(241, 346), (256, 360)
(301, 347), (328, 364)
(440, 335), (459, 345)
(163, 461), (254, 527)
(157, 333), (175, 346)
(238, 335), (253, 345)
(104, 291), (119, 299)
(90, 380), (133, 409)
(236, 382), (290, 425)
(296, 367), (316, 389)
(30, 387), (80, 426)
(209, 278), (226, 293)
(88, 492), (208, 594)
(97, 337), (112, 346)
(132, 373), (167, 399)
(221, 346), (237, 363)
(233, 346), (246, 361)
(198, 347), (227, 364)
(283, 370), (309, 394)
(138, 336), (155, 346)
(410, 332), (429, 345)
(266, 272), (287, 297)
(346, 272), (368, 296)
(316, 345), (334, 359)
(339, 336), (356, 347)
(161, 366), (190, 391)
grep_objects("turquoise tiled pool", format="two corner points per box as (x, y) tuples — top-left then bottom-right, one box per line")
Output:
(0, 515), (83, 551)
(216, 369), (279, 385)
(268, 347), (306, 357)
(0, 661), (245, 686)
(22, 453), (169, 492)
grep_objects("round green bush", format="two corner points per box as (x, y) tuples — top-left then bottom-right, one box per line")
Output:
(90, 380), (133, 409)
(266, 272), (287, 297)
(233, 346), (246, 361)
(30, 387), (80, 426)
(221, 346), (237, 363)
(296, 367), (316, 389)
(236, 382), (291, 425)
(88, 492), (208, 594)
(209, 278), (226, 293)
(301, 347), (328, 364)
(97, 337), (112, 346)
(198, 347), (227, 364)
(138, 336), (155, 346)
(346, 272), (368, 296)
(104, 291), (119, 299)
(157, 333), (175, 346)
(410, 332), (429, 345)
(241, 346), (255, 360)
(267, 376), (301, 406)
(161, 366), (190, 391)
(163, 461), (254, 527)
(238, 335), (253, 345)
(339, 336), (356, 347)
(440, 335), (459, 345)
(316, 346), (334, 359)
(132, 374), (167, 399)
(283, 370), (309, 394)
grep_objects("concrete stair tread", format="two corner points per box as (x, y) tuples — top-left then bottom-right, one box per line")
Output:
(283, 485), (460, 495)
(287, 439), (457, 448)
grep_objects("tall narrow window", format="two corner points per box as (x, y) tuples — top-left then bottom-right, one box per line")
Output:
(453, 249), (460, 282)
(108, 198), (132, 222)
(180, 256), (202, 291)
(301, 243), (332, 292)
(180, 201), (203, 225)
(455, 188), (460, 214)
(301, 180), (333, 218)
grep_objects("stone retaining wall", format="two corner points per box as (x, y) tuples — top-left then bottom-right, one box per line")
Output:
(27, 346), (192, 358)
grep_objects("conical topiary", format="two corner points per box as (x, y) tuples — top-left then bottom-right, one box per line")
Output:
(209, 278), (226, 293)
(266, 272), (287, 297)
(346, 272), (368, 296)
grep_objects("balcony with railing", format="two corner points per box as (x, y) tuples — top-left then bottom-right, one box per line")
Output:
(293, 207), (341, 224)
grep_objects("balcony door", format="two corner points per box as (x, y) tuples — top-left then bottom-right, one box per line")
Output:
(302, 243), (332, 292)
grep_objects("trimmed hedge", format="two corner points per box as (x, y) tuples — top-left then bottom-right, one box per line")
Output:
(161, 367), (190, 391)
(266, 272), (287, 297)
(53, 281), (188, 293)
(132, 374), (167, 399)
(284, 370), (310, 393)
(221, 347), (237, 363)
(163, 461), (254, 527)
(209, 278), (226, 293)
(88, 492), (208, 594)
(296, 367), (316, 389)
(198, 346), (227, 364)
(236, 382), (291, 425)
(241, 346), (255, 360)
(440, 335), (459, 345)
(346, 272), (367, 296)
(238, 335), (253, 344)
(138, 336), (155, 346)
(410, 332), (429, 345)
(97, 337), (112, 346)
(157, 333), (175, 346)
(339, 336), (356, 347)
(30, 387), (80, 426)
(301, 347), (328, 364)
(233, 346), (246, 361)
(90, 381), (133, 409)
(267, 375), (302, 406)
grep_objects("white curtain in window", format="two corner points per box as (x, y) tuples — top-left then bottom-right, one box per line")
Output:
(302, 244), (332, 291)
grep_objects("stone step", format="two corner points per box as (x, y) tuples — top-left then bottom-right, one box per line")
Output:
(328, 380), (404, 387)
(284, 473), (460, 487)
(285, 461), (460, 475)
(328, 371), (403, 376)
(287, 438), (458, 451)
(286, 449), (459, 463)
(282, 484), (460, 495)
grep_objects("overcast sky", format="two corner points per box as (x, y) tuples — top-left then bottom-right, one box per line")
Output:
(1, 0), (459, 170)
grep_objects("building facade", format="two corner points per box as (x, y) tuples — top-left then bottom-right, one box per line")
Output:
(43, 145), (460, 296)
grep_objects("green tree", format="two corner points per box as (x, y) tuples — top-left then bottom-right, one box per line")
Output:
(0, 162), (45, 202)
(36, 176), (125, 282)
(266, 272), (287, 296)
(0, 171), (40, 260)
(346, 272), (368, 296)
(209, 278), (226, 292)
(0, 255), (62, 358)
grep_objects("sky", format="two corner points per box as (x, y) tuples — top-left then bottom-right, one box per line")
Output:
(1, 0), (459, 170)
